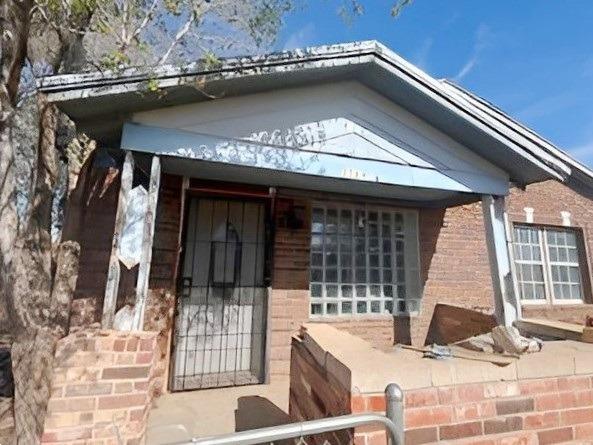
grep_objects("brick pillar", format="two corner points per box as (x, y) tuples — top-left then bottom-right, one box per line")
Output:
(42, 329), (159, 444)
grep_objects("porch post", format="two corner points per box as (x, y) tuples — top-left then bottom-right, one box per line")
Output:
(482, 195), (521, 326)
(131, 155), (161, 330)
(102, 151), (134, 328)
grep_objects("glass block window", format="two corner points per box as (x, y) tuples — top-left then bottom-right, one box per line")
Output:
(309, 204), (420, 316)
(513, 225), (585, 303)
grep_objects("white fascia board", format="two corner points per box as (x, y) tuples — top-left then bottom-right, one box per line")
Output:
(441, 80), (593, 182)
(120, 122), (509, 195)
(370, 44), (570, 180)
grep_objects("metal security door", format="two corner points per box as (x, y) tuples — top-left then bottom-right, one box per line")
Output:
(172, 198), (268, 391)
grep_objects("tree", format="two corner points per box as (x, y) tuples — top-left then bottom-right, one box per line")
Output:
(0, 0), (411, 442)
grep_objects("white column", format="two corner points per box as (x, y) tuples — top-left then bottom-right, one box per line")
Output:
(131, 155), (161, 330)
(482, 195), (521, 326)
(102, 151), (134, 328)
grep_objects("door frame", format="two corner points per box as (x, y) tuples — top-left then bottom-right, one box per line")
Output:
(168, 181), (275, 391)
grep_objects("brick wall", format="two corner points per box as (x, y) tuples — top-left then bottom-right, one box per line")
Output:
(352, 376), (593, 444)
(289, 335), (352, 445)
(42, 329), (159, 444)
(410, 204), (495, 346)
(292, 323), (593, 445)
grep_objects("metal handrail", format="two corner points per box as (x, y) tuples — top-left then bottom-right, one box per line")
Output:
(170, 413), (401, 445)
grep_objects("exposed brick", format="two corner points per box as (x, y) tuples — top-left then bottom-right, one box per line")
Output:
(558, 376), (591, 391)
(537, 427), (573, 444)
(483, 416), (523, 435)
(113, 339), (126, 352)
(523, 411), (560, 430)
(367, 395), (386, 412)
(560, 407), (593, 426)
(41, 426), (92, 442)
(126, 338), (139, 352)
(405, 427), (438, 445)
(405, 406), (454, 428)
(97, 394), (146, 410)
(574, 422), (593, 439)
(101, 366), (151, 380)
(457, 384), (486, 403)
(64, 383), (112, 397)
(139, 338), (155, 351)
(405, 388), (439, 408)
(519, 378), (559, 395)
(47, 397), (96, 413)
(351, 395), (366, 412)
(454, 402), (496, 422)
(136, 352), (154, 364)
(496, 397), (534, 415)
(439, 421), (483, 440)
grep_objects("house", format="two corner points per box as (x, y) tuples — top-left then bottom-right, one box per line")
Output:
(35, 41), (593, 443)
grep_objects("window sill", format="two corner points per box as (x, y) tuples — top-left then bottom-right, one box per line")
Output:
(308, 314), (394, 322)
(521, 299), (585, 307)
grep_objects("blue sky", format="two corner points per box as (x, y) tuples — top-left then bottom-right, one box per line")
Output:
(275, 1), (593, 168)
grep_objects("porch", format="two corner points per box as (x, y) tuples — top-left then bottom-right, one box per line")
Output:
(144, 322), (593, 444)
(146, 378), (290, 444)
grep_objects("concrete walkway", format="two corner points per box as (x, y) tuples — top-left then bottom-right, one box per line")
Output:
(146, 378), (290, 444)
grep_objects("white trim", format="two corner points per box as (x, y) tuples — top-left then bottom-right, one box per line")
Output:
(513, 224), (585, 306)
(482, 195), (519, 326)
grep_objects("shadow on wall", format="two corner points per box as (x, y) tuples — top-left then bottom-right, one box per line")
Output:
(235, 396), (291, 432)
(394, 208), (445, 346)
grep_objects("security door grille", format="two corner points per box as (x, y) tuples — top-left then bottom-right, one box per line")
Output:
(172, 198), (268, 390)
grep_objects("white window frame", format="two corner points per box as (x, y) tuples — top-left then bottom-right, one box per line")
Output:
(513, 224), (585, 306)
(308, 202), (421, 317)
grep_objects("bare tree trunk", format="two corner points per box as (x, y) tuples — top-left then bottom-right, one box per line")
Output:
(2, 4), (85, 441)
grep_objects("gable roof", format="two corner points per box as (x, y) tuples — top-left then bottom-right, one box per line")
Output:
(38, 40), (591, 191)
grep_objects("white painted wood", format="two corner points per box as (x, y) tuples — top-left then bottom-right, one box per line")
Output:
(102, 151), (134, 329)
(482, 195), (520, 326)
(119, 185), (148, 268)
(131, 156), (161, 330)
(121, 122), (508, 196)
(131, 82), (509, 187)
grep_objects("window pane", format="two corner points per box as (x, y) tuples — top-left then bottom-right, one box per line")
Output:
(312, 208), (324, 233)
(311, 284), (322, 298)
(356, 301), (368, 314)
(512, 225), (547, 301)
(542, 227), (584, 301)
(310, 205), (415, 315)
(326, 285), (338, 298)
(341, 285), (353, 299)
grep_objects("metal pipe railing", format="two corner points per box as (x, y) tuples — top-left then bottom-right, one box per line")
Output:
(169, 383), (405, 445)
(171, 413), (400, 445)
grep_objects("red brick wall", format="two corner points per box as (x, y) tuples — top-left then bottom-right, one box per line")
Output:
(289, 336), (352, 445)
(42, 330), (159, 444)
(352, 376), (593, 444)
(269, 197), (311, 376)
(409, 204), (495, 346)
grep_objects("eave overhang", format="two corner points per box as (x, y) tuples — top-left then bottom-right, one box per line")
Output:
(37, 40), (577, 189)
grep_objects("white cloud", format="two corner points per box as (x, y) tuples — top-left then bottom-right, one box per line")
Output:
(453, 23), (492, 82)
(413, 38), (433, 71)
(283, 23), (316, 51)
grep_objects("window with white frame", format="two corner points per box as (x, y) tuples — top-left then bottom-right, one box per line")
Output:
(513, 225), (586, 303)
(309, 203), (421, 316)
